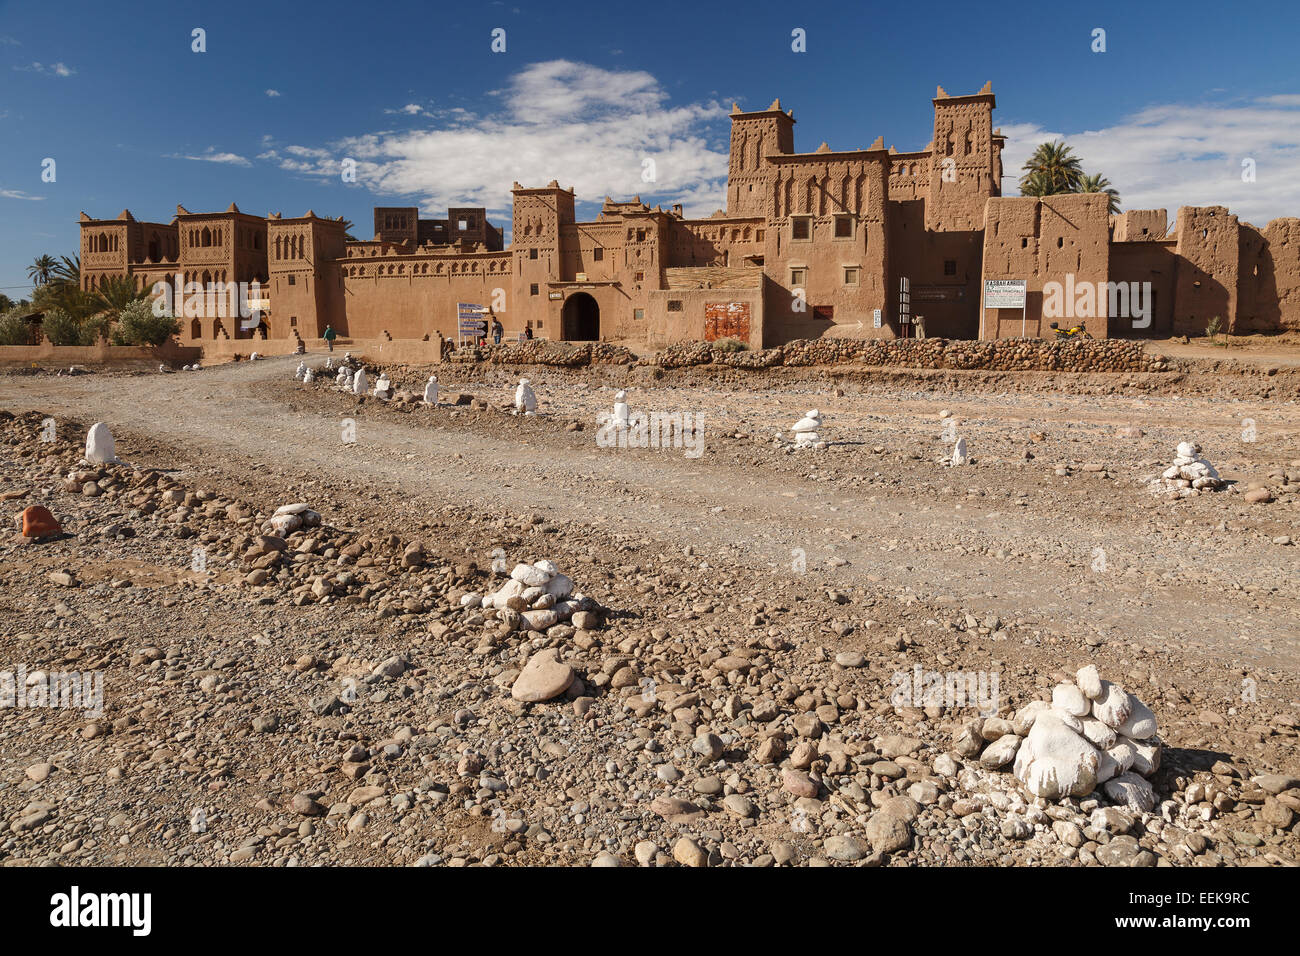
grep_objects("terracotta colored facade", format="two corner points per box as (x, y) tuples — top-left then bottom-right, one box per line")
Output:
(80, 84), (1300, 350)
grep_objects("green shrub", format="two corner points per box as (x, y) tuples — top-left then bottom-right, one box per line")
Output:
(0, 308), (33, 346)
(110, 299), (179, 346)
(40, 308), (82, 346)
(1205, 316), (1222, 337)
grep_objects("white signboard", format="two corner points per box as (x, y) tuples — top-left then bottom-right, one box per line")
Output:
(872, 309), (882, 329)
(984, 279), (1027, 309)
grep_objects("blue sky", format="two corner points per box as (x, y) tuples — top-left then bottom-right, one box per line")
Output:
(3, 0), (1299, 296)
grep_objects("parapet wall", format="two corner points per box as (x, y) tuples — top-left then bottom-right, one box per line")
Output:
(0, 338), (201, 367)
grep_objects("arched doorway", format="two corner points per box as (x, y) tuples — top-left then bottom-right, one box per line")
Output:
(562, 292), (600, 340)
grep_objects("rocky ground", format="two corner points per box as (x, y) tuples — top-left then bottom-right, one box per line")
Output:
(0, 351), (1296, 867)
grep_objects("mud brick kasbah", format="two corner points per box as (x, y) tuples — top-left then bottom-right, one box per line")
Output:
(76, 83), (1300, 354)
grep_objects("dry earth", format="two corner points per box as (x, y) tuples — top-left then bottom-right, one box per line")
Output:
(0, 351), (1296, 867)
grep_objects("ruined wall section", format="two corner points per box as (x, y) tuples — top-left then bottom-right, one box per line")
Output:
(1113, 209), (1168, 242)
(980, 194), (1110, 339)
(1172, 206), (1240, 335)
(1257, 218), (1300, 333)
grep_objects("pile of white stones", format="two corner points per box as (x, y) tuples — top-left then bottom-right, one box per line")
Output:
(958, 665), (1162, 813)
(262, 502), (322, 537)
(1148, 441), (1223, 497)
(464, 559), (597, 634)
(791, 409), (824, 449)
(514, 378), (537, 416)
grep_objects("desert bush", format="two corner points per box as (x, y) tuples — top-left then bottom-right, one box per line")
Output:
(712, 337), (749, 352)
(110, 299), (179, 346)
(0, 308), (33, 346)
(39, 308), (84, 346)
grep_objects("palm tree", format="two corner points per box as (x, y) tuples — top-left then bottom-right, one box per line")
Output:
(91, 275), (148, 318)
(51, 254), (80, 285)
(27, 254), (58, 287)
(1019, 141), (1084, 196)
(1079, 172), (1121, 214)
(328, 216), (358, 242)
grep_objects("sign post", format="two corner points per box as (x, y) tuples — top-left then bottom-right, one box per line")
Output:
(457, 302), (488, 348)
(982, 280), (1027, 339)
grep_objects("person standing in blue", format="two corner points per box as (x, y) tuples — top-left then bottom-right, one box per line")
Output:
(491, 316), (504, 345)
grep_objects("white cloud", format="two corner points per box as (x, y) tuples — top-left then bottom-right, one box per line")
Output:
(12, 61), (76, 76)
(1000, 95), (1300, 227)
(166, 148), (252, 167)
(1, 189), (44, 200)
(265, 89), (281, 97)
(272, 60), (730, 219)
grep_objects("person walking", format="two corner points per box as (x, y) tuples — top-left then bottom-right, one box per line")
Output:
(492, 316), (504, 345)
(323, 324), (337, 351)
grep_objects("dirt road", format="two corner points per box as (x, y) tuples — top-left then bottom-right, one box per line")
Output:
(4, 355), (1296, 676)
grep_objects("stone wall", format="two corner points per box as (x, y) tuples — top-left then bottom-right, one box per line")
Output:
(445, 340), (637, 367)
(656, 337), (1170, 373)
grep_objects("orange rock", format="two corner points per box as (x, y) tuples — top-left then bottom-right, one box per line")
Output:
(20, 505), (61, 539)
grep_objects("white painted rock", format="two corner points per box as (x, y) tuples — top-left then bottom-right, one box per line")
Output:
(1011, 700), (1051, 736)
(510, 563), (551, 587)
(1050, 707), (1085, 734)
(1092, 681), (1134, 730)
(521, 608), (559, 631)
(951, 437), (968, 466)
(1076, 664), (1103, 699)
(515, 379), (537, 414)
(613, 390), (629, 427)
(1117, 697), (1157, 740)
(1106, 741), (1136, 774)
(1103, 772), (1157, 812)
(1013, 711), (1099, 800)
(1126, 737), (1161, 776)
(511, 649), (573, 702)
(1095, 748), (1119, 785)
(979, 734), (1021, 770)
(489, 579), (525, 609)
(424, 376), (439, 404)
(352, 368), (367, 395)
(85, 423), (117, 464)
(1080, 717), (1117, 750)
(792, 410), (822, 433)
(543, 573), (574, 600)
(1052, 683), (1090, 717)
